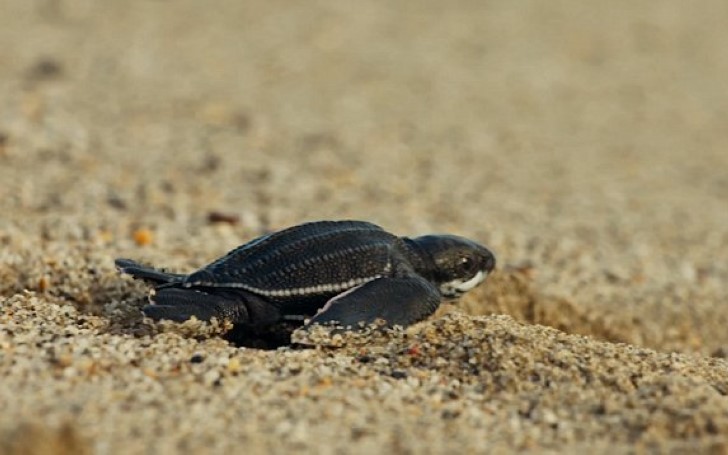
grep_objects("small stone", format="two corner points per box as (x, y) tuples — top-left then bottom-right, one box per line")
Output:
(227, 357), (242, 373)
(190, 354), (205, 364)
(38, 276), (50, 292)
(207, 211), (240, 225)
(390, 370), (408, 379)
(132, 228), (154, 246)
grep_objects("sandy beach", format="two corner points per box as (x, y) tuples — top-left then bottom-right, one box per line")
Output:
(2, 1), (728, 453)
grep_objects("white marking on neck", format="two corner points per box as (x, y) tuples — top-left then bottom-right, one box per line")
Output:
(440, 270), (486, 297)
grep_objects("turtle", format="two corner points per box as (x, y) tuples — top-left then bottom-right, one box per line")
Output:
(115, 220), (495, 332)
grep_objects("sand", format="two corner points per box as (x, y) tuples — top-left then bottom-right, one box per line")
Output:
(2, 1), (728, 453)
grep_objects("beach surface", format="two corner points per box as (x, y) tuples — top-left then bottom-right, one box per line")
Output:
(2, 1), (728, 453)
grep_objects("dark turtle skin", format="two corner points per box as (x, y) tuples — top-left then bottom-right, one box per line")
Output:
(115, 220), (495, 331)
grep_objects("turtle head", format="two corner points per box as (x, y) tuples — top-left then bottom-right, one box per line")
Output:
(411, 235), (496, 298)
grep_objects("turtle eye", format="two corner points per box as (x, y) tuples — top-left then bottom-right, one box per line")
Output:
(458, 256), (476, 275)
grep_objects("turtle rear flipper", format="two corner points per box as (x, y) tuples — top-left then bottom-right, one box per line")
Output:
(115, 258), (186, 285)
(144, 287), (280, 325)
(306, 276), (441, 329)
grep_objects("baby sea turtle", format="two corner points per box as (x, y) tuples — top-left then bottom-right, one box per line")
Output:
(116, 220), (495, 331)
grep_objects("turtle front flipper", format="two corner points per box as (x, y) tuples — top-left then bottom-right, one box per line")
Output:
(115, 258), (186, 285)
(306, 276), (441, 330)
(144, 288), (281, 325)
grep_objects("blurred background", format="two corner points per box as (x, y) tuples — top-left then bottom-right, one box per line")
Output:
(1, 0), (727, 353)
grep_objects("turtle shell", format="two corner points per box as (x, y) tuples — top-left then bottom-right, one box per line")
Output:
(183, 220), (401, 302)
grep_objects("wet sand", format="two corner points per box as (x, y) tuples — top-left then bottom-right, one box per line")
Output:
(2, 1), (728, 453)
